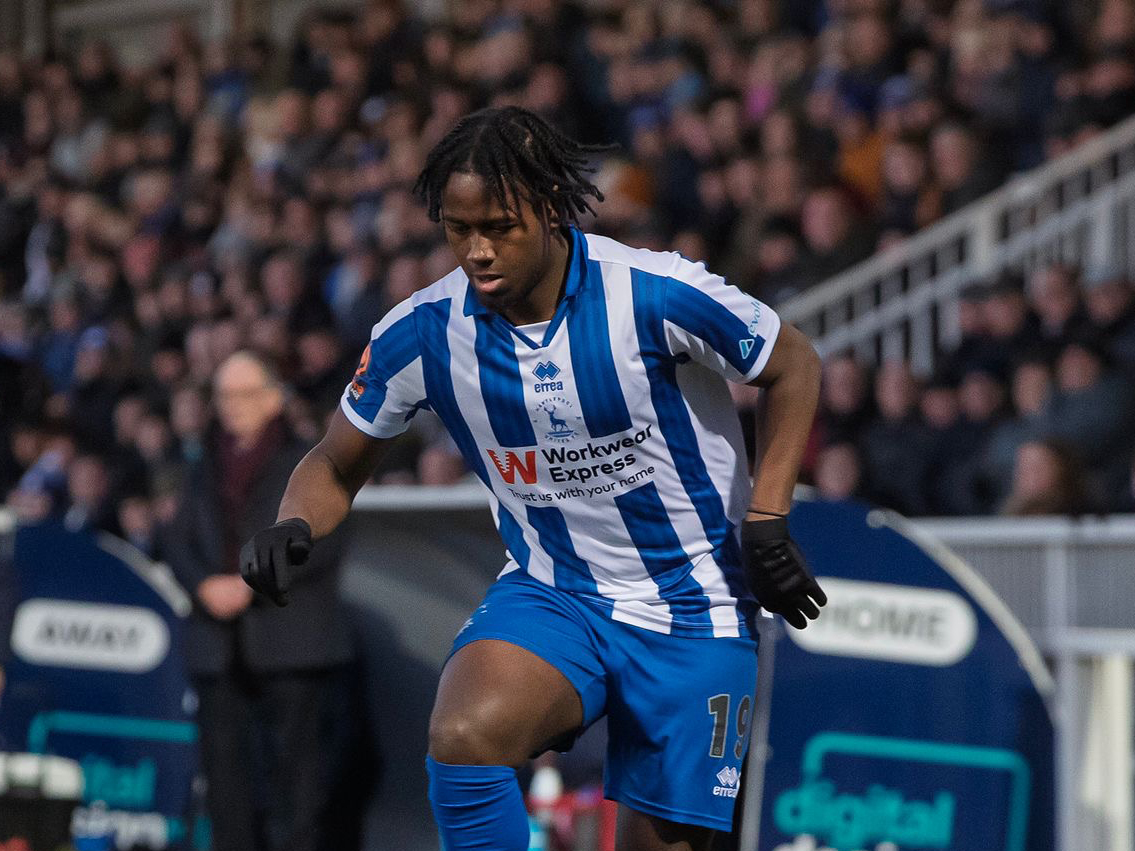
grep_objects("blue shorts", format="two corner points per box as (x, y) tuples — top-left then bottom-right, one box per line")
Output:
(450, 570), (758, 832)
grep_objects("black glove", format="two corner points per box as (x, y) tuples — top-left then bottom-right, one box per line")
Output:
(239, 518), (313, 607)
(742, 516), (827, 629)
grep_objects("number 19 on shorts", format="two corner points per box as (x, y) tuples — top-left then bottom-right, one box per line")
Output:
(707, 693), (751, 760)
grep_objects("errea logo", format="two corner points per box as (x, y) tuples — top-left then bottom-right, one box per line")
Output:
(533, 360), (564, 392)
(714, 765), (741, 797)
(533, 361), (560, 381)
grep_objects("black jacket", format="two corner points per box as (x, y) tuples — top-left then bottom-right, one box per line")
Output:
(165, 428), (352, 676)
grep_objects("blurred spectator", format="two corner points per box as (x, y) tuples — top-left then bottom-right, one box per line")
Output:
(1028, 263), (1091, 356)
(919, 374), (964, 515)
(984, 353), (1055, 500)
(860, 360), (932, 516)
(170, 383), (209, 462)
(1083, 262), (1135, 369)
(1002, 438), (1093, 516)
(1039, 335), (1135, 481)
(981, 272), (1038, 374)
(935, 365), (1009, 515)
(118, 493), (159, 557)
(814, 442), (864, 502)
(6, 422), (75, 524)
(804, 352), (872, 478)
(938, 282), (993, 384)
(68, 326), (120, 452)
(941, 271), (1039, 383)
(294, 326), (350, 414)
(747, 216), (805, 304)
(879, 135), (940, 240)
(165, 351), (351, 851)
(795, 183), (874, 290)
(62, 453), (116, 534)
(930, 122), (1003, 214)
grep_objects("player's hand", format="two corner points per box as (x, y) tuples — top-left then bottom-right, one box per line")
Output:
(239, 518), (313, 607)
(742, 515), (826, 629)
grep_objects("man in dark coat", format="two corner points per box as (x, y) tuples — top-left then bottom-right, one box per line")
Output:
(166, 350), (351, 851)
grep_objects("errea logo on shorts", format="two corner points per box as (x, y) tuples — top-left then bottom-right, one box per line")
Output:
(713, 765), (741, 798)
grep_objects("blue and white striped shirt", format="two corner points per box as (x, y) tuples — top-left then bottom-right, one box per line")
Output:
(342, 227), (781, 637)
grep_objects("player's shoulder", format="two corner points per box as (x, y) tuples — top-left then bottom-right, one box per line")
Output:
(410, 266), (468, 308)
(582, 232), (717, 288)
(368, 267), (466, 342)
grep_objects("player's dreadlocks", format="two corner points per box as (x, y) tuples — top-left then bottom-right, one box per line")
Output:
(414, 106), (614, 229)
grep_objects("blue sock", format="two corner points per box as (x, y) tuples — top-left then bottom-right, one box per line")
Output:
(426, 756), (531, 851)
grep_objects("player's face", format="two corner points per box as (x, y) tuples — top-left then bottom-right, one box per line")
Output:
(440, 172), (568, 324)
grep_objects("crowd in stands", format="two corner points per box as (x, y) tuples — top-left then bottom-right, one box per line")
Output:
(804, 264), (1135, 515)
(3, 0), (1135, 544)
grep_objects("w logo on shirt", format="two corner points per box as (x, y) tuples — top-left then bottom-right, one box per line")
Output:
(486, 449), (538, 485)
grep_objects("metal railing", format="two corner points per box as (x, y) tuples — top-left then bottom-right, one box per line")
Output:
(778, 114), (1135, 376)
(916, 514), (1135, 851)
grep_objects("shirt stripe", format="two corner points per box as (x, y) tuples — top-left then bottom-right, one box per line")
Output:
(631, 268), (755, 631)
(417, 299), (532, 572)
(614, 482), (714, 632)
(526, 504), (608, 603)
(568, 258), (633, 438)
(474, 317), (538, 447)
(494, 496), (531, 572)
(664, 278), (766, 376)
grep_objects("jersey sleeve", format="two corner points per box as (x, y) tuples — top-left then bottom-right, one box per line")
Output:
(340, 299), (427, 438)
(661, 258), (782, 383)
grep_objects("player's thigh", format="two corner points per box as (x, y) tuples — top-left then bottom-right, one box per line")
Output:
(605, 632), (757, 835)
(428, 638), (585, 767)
(616, 806), (715, 851)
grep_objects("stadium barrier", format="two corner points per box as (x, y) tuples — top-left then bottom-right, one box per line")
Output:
(345, 488), (1135, 851)
(4, 499), (1131, 850)
(918, 514), (1135, 851)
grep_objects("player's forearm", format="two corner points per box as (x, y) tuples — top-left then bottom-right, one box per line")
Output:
(748, 328), (821, 516)
(276, 448), (363, 539)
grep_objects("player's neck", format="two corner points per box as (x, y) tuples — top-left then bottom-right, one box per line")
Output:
(501, 232), (571, 326)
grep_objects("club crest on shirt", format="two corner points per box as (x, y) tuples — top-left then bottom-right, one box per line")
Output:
(532, 397), (581, 443)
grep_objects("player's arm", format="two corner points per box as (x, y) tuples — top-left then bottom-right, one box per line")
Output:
(743, 321), (826, 628)
(241, 408), (394, 606)
(656, 262), (825, 626)
(277, 407), (394, 538)
(746, 321), (821, 517)
(243, 299), (424, 605)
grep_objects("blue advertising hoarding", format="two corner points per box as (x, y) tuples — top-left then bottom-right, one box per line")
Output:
(757, 500), (1055, 851)
(1, 523), (198, 849)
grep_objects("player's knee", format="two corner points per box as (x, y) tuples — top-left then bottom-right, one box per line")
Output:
(428, 710), (519, 766)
